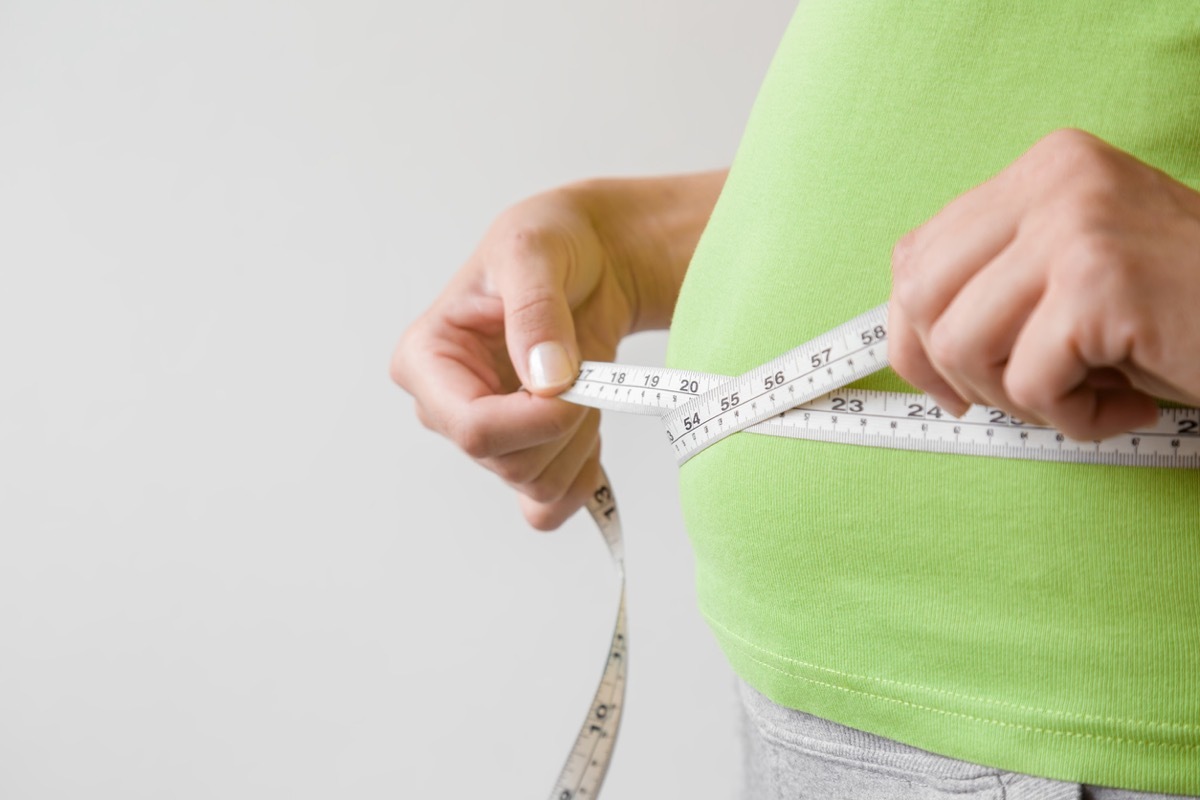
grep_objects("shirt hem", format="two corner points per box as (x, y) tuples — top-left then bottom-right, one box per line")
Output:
(701, 605), (1200, 796)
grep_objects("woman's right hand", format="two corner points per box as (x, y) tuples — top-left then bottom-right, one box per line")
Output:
(392, 174), (724, 529)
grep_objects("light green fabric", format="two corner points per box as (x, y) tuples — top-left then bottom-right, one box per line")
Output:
(666, 2), (1200, 793)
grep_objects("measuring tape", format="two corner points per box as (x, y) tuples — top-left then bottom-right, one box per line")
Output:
(544, 304), (1200, 799)
(547, 478), (625, 800)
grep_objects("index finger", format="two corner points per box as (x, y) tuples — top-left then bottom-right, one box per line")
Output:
(405, 333), (587, 458)
(1004, 294), (1157, 440)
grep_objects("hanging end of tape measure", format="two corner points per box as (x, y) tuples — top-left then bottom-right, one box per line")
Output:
(587, 469), (624, 564)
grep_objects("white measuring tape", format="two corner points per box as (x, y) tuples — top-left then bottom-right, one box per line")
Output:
(545, 304), (1200, 799)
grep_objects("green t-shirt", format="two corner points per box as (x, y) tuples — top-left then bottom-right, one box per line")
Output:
(666, 2), (1200, 793)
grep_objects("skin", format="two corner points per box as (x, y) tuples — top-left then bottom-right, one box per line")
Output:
(395, 128), (1200, 529)
(889, 129), (1200, 441)
(391, 172), (726, 529)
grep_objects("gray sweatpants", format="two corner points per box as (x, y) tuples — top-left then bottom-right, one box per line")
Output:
(739, 681), (1197, 800)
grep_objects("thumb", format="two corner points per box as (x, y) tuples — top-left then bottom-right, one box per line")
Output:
(493, 252), (580, 397)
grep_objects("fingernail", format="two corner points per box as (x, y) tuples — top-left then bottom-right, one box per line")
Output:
(528, 342), (574, 390)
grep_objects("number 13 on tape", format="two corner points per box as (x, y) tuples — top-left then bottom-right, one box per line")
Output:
(547, 304), (1200, 798)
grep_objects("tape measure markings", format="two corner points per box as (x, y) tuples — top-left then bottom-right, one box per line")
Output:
(547, 305), (1200, 800)
(782, 394), (1200, 441)
(549, 478), (627, 800)
(751, 416), (1200, 468)
(567, 365), (724, 418)
(565, 302), (1200, 468)
(659, 305), (891, 462)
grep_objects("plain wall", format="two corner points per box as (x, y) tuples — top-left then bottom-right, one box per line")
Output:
(0, 1), (797, 797)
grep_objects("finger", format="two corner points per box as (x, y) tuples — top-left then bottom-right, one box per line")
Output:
(508, 410), (600, 505)
(1004, 292), (1158, 440)
(886, 297), (970, 416)
(489, 235), (581, 396)
(453, 392), (588, 459)
(892, 174), (1023, 337)
(401, 334), (586, 459)
(519, 442), (603, 532)
(926, 236), (1048, 420)
(479, 413), (582, 484)
(482, 409), (597, 492)
(397, 291), (513, 415)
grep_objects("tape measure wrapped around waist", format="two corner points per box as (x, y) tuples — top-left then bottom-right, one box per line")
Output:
(545, 304), (1200, 800)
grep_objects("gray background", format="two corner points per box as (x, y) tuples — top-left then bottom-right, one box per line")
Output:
(0, 1), (796, 796)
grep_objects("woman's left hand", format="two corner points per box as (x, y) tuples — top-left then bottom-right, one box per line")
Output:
(889, 128), (1200, 440)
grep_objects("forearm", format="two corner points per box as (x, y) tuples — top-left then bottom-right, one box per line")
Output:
(567, 170), (727, 331)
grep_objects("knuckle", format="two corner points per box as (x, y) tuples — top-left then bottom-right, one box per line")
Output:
(1037, 128), (1104, 165)
(389, 330), (417, 389)
(523, 501), (567, 532)
(1023, 129), (1110, 188)
(891, 230), (919, 274)
(413, 400), (436, 431)
(388, 350), (407, 389)
(1095, 307), (1159, 369)
(450, 414), (490, 459)
(1003, 369), (1048, 413)
(1047, 130), (1122, 188)
(1039, 127), (1099, 154)
(892, 274), (927, 319)
(927, 322), (967, 372)
(1056, 232), (1126, 289)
